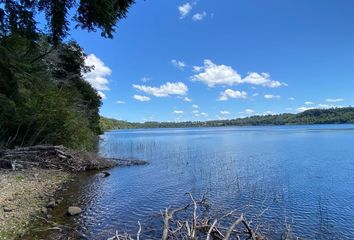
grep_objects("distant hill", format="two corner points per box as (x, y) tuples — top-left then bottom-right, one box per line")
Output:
(100, 107), (354, 131)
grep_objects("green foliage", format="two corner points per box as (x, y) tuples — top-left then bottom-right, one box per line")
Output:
(0, 34), (100, 150)
(100, 116), (136, 131)
(100, 107), (354, 131)
(1, 0), (135, 43)
(0, 0), (135, 150)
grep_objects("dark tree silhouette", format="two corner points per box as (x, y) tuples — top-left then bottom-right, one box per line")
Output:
(0, 0), (135, 43)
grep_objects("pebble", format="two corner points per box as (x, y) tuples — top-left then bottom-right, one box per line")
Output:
(41, 207), (48, 214)
(46, 200), (56, 209)
(3, 207), (13, 212)
(67, 206), (82, 216)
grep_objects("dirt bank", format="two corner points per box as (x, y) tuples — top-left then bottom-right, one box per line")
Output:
(0, 169), (71, 240)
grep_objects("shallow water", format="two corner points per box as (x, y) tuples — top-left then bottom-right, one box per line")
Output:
(34, 125), (354, 239)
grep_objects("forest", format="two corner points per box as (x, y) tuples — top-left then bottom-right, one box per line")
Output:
(100, 107), (354, 130)
(0, 0), (134, 150)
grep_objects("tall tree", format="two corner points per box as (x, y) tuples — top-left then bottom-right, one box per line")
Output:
(0, 0), (135, 43)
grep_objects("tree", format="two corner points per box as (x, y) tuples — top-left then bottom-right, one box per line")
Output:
(0, 0), (135, 43)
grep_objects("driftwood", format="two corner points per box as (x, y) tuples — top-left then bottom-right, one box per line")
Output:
(0, 145), (147, 172)
(107, 193), (286, 240)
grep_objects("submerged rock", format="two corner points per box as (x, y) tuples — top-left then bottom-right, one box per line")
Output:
(102, 171), (110, 177)
(67, 206), (82, 216)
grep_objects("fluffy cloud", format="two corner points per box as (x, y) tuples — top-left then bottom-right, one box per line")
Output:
(171, 59), (186, 69)
(245, 109), (255, 114)
(264, 94), (280, 99)
(219, 89), (248, 101)
(178, 2), (193, 19)
(173, 110), (184, 114)
(326, 98), (344, 103)
(289, 97), (295, 101)
(133, 82), (188, 97)
(304, 101), (314, 105)
(141, 76), (151, 82)
(242, 72), (287, 88)
(133, 95), (151, 102)
(192, 104), (199, 109)
(192, 11), (207, 21)
(116, 100), (125, 104)
(297, 106), (315, 112)
(194, 111), (208, 117)
(192, 59), (286, 88)
(183, 97), (192, 102)
(220, 111), (230, 115)
(192, 59), (242, 87)
(83, 54), (111, 91)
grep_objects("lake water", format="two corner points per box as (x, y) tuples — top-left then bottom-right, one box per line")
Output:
(38, 125), (354, 239)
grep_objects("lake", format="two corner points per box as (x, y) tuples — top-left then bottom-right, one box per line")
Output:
(38, 125), (354, 239)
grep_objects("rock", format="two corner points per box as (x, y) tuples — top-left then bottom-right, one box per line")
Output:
(67, 206), (82, 216)
(3, 207), (13, 212)
(47, 200), (56, 209)
(41, 207), (48, 214)
(102, 171), (110, 177)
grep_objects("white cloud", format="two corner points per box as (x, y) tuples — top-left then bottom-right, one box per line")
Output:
(133, 82), (188, 97)
(193, 65), (203, 72)
(318, 104), (331, 108)
(192, 59), (242, 87)
(183, 97), (192, 102)
(289, 97), (295, 101)
(264, 111), (275, 115)
(192, 11), (207, 21)
(178, 2), (193, 19)
(191, 59), (286, 88)
(220, 111), (230, 115)
(264, 94), (280, 99)
(171, 59), (186, 69)
(304, 101), (314, 105)
(116, 100), (125, 104)
(219, 89), (248, 101)
(192, 104), (199, 109)
(318, 104), (343, 109)
(192, 110), (199, 114)
(173, 110), (184, 114)
(141, 76), (151, 82)
(245, 109), (255, 114)
(83, 54), (111, 91)
(326, 98), (344, 103)
(133, 94), (151, 102)
(97, 91), (106, 99)
(252, 93), (259, 97)
(195, 112), (208, 117)
(242, 72), (287, 88)
(297, 106), (315, 112)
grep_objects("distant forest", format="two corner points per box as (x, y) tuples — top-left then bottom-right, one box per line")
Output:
(100, 107), (354, 131)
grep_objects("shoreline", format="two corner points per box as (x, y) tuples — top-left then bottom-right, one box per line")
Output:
(0, 145), (148, 239)
(0, 169), (71, 240)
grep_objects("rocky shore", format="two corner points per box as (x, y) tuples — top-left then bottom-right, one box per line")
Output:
(0, 169), (70, 240)
(0, 145), (148, 239)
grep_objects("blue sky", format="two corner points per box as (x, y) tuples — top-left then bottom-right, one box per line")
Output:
(71, 0), (354, 122)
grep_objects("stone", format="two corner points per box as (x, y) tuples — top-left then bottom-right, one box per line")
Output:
(67, 206), (82, 216)
(102, 171), (110, 177)
(41, 207), (48, 214)
(3, 207), (13, 212)
(47, 200), (56, 209)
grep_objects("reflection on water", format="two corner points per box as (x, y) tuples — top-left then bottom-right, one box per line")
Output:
(34, 125), (354, 239)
